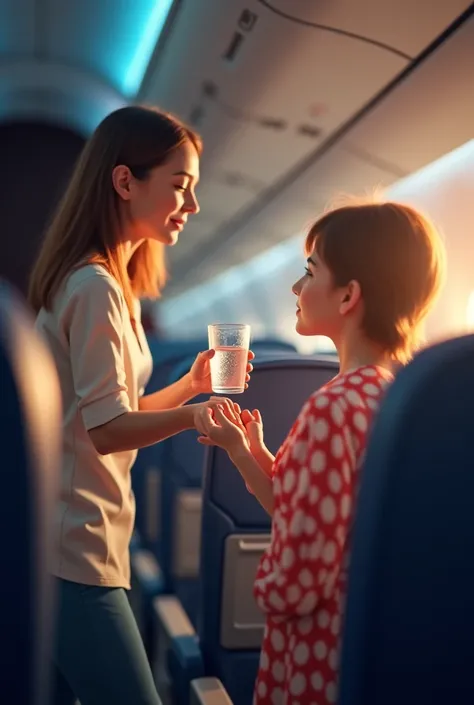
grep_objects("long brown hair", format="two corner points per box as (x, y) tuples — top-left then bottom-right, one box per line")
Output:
(29, 106), (202, 321)
(305, 201), (446, 363)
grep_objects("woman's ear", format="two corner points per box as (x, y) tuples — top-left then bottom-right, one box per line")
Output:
(340, 280), (362, 316)
(112, 165), (133, 201)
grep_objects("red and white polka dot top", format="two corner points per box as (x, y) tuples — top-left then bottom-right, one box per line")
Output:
(253, 364), (393, 705)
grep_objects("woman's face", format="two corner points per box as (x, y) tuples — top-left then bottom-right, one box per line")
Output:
(114, 140), (200, 246)
(292, 247), (345, 340)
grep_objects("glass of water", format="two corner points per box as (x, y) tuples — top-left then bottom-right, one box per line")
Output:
(208, 323), (251, 394)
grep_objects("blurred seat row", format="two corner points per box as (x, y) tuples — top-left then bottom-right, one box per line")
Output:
(3, 278), (474, 705)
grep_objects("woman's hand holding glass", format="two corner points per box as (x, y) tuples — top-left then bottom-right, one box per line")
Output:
(188, 349), (254, 395)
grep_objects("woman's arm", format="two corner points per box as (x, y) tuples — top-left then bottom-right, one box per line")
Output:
(249, 441), (275, 479)
(229, 446), (275, 515)
(89, 406), (193, 455)
(238, 407), (275, 478)
(138, 373), (195, 411)
(195, 405), (275, 514)
(139, 350), (254, 411)
(89, 401), (224, 456)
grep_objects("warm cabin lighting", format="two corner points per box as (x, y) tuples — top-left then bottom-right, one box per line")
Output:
(465, 292), (474, 330)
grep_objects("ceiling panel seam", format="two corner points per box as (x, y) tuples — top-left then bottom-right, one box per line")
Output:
(170, 2), (474, 281)
(257, 0), (413, 61)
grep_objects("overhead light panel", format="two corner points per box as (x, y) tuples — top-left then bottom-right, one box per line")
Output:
(122, 0), (175, 97)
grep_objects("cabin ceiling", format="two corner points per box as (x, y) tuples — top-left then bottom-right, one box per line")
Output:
(1, 0), (473, 297)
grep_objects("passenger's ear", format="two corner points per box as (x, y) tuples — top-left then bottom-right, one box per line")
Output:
(339, 280), (361, 316)
(112, 165), (133, 201)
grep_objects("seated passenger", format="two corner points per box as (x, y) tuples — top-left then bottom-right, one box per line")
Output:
(196, 201), (446, 705)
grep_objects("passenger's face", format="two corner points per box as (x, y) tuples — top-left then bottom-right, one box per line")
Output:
(292, 247), (343, 339)
(115, 140), (200, 246)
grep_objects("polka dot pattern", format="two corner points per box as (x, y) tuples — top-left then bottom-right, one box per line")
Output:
(253, 365), (393, 705)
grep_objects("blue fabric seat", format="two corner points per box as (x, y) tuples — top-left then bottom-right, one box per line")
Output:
(0, 281), (62, 703)
(132, 341), (300, 647)
(339, 334), (474, 705)
(168, 354), (339, 704)
(156, 343), (299, 624)
(132, 338), (293, 546)
(132, 338), (209, 546)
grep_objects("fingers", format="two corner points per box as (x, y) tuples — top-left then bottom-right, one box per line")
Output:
(216, 398), (237, 423)
(241, 409), (253, 425)
(213, 406), (233, 426)
(247, 350), (255, 361)
(201, 349), (215, 360)
(241, 408), (261, 423)
(209, 396), (231, 408)
(197, 436), (215, 446)
(208, 396), (232, 418)
(195, 407), (215, 436)
(210, 398), (245, 426)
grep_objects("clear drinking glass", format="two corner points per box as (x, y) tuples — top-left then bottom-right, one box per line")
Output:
(208, 323), (251, 394)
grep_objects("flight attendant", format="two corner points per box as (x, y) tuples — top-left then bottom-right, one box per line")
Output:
(29, 106), (252, 705)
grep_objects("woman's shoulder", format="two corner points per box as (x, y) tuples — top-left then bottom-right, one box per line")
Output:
(41, 265), (126, 329)
(64, 264), (122, 301)
(303, 365), (393, 420)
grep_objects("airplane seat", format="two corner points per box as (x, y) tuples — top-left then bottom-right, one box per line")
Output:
(157, 340), (308, 625)
(131, 339), (209, 650)
(250, 337), (296, 352)
(0, 281), (61, 703)
(158, 355), (339, 705)
(132, 337), (209, 547)
(159, 373), (206, 626)
(339, 333), (474, 705)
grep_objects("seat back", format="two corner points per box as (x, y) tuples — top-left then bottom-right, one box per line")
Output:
(199, 355), (339, 703)
(0, 281), (61, 704)
(133, 338), (209, 546)
(133, 338), (292, 547)
(339, 334), (474, 705)
(158, 344), (303, 623)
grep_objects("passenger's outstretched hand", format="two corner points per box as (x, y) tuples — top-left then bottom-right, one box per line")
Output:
(194, 398), (249, 454)
(240, 408), (265, 455)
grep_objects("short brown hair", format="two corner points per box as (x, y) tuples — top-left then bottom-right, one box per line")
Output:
(29, 105), (202, 322)
(305, 201), (446, 363)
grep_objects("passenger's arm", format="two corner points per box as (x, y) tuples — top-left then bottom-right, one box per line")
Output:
(228, 446), (275, 515)
(254, 398), (352, 620)
(239, 408), (275, 478)
(252, 446), (275, 478)
(195, 405), (275, 515)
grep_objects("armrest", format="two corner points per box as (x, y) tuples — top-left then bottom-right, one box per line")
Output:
(168, 635), (205, 705)
(152, 595), (204, 704)
(190, 678), (233, 705)
(130, 549), (164, 596)
(153, 595), (195, 640)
